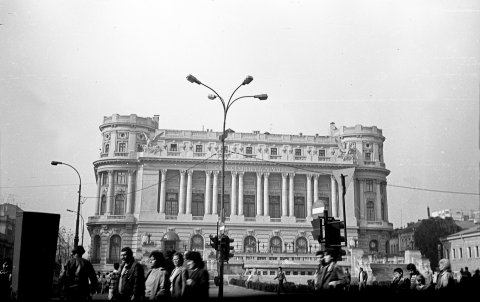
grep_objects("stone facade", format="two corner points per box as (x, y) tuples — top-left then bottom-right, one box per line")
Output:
(440, 226), (480, 274)
(86, 114), (393, 273)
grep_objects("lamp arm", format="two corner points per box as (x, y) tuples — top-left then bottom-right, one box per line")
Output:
(228, 95), (256, 111)
(200, 82), (226, 111)
(226, 83), (244, 109)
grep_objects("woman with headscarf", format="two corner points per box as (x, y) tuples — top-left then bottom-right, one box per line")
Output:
(144, 250), (170, 300)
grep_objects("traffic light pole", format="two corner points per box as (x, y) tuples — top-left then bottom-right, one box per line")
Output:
(341, 174), (347, 246)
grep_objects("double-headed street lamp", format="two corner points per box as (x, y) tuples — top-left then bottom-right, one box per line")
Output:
(187, 74), (267, 298)
(67, 209), (84, 246)
(51, 161), (82, 249)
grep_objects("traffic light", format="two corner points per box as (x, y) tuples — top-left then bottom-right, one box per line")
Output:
(310, 217), (324, 243)
(209, 234), (219, 251)
(324, 219), (345, 247)
(220, 235), (234, 262)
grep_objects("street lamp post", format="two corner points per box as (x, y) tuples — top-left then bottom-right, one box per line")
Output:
(67, 209), (84, 246)
(187, 74), (267, 299)
(52, 161), (82, 249)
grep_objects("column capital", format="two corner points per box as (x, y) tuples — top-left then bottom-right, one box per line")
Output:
(313, 174), (319, 181)
(213, 171), (220, 176)
(289, 172), (295, 177)
(180, 169), (187, 175)
(161, 169), (167, 175)
(231, 171), (238, 176)
(205, 170), (212, 176)
(187, 170), (193, 176)
(238, 171), (244, 177)
(306, 174), (313, 180)
(256, 171), (263, 178)
(128, 169), (136, 176)
(263, 172), (270, 178)
(108, 170), (114, 176)
(282, 172), (288, 178)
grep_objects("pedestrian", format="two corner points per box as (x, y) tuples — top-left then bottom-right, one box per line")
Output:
(435, 258), (455, 293)
(460, 266), (472, 290)
(414, 274), (432, 293)
(169, 252), (186, 299)
(183, 251), (209, 299)
(313, 250), (325, 291)
(118, 246), (145, 302)
(108, 263), (120, 301)
(273, 267), (287, 295)
(0, 259), (12, 302)
(59, 245), (98, 302)
(390, 267), (410, 294)
(100, 274), (108, 294)
(406, 263), (420, 290)
(344, 268), (351, 292)
(145, 250), (170, 300)
(358, 267), (368, 291)
(315, 248), (345, 292)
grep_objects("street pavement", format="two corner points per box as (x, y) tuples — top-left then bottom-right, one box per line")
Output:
(89, 283), (275, 300)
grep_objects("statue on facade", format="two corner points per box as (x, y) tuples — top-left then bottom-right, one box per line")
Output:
(334, 137), (357, 161)
(142, 132), (164, 153)
(142, 232), (153, 245)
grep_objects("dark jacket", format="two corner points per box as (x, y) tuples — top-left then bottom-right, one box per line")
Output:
(183, 268), (209, 299)
(390, 277), (411, 293)
(60, 257), (97, 300)
(316, 262), (345, 291)
(119, 261), (145, 301)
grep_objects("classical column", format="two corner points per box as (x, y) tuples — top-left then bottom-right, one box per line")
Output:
(376, 180), (382, 221)
(106, 170), (114, 215)
(231, 172), (237, 216)
(359, 179), (365, 220)
(95, 172), (101, 215)
(178, 170), (186, 214)
(212, 171), (219, 215)
(186, 170), (193, 215)
(383, 182), (389, 221)
(306, 174), (312, 218)
(289, 173), (295, 217)
(331, 176), (338, 217)
(281, 173), (288, 216)
(256, 172), (263, 216)
(238, 172), (244, 216)
(263, 172), (270, 216)
(313, 174), (319, 202)
(160, 169), (167, 214)
(204, 171), (212, 215)
(126, 170), (135, 214)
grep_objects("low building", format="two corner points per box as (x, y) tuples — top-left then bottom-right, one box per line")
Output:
(0, 203), (22, 261)
(440, 225), (480, 274)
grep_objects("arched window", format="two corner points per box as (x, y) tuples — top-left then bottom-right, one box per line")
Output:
(366, 201), (375, 221)
(244, 236), (256, 253)
(114, 194), (125, 215)
(296, 237), (308, 254)
(270, 236), (282, 253)
(100, 195), (107, 215)
(104, 143), (109, 153)
(92, 235), (101, 263)
(108, 235), (121, 264)
(369, 240), (378, 252)
(190, 235), (204, 251)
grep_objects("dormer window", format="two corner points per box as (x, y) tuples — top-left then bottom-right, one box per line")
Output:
(319, 149), (326, 157)
(195, 145), (203, 153)
(294, 148), (302, 156)
(271, 148), (278, 156)
(170, 143), (178, 151)
(246, 147), (253, 154)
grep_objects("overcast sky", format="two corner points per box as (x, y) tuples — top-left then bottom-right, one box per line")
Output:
(1, 0), (479, 247)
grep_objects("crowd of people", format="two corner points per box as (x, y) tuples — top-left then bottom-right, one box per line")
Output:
(57, 245), (209, 301)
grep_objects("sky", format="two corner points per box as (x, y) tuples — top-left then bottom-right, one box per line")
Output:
(1, 0), (479, 248)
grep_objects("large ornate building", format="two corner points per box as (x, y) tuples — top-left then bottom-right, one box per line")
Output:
(87, 114), (393, 273)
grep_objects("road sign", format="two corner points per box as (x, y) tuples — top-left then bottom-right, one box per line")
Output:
(312, 199), (326, 217)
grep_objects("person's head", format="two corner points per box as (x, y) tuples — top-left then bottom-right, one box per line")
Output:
(2, 259), (11, 271)
(345, 268), (349, 272)
(406, 263), (417, 275)
(465, 267), (469, 272)
(72, 245), (86, 257)
(185, 251), (204, 270)
(359, 267), (363, 272)
(278, 267), (283, 271)
(315, 250), (324, 264)
(415, 274), (425, 286)
(149, 250), (166, 269)
(120, 247), (134, 264)
(393, 268), (403, 279)
(113, 262), (120, 270)
(172, 252), (184, 268)
(324, 248), (339, 264)
(438, 259), (451, 272)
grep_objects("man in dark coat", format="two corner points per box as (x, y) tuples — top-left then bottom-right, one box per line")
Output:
(60, 245), (97, 302)
(118, 247), (145, 302)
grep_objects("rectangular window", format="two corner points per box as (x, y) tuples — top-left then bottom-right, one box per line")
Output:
(269, 196), (281, 218)
(271, 148), (277, 156)
(116, 172), (127, 185)
(365, 152), (371, 161)
(295, 149), (302, 156)
(101, 172), (108, 185)
(170, 144), (177, 151)
(319, 149), (326, 157)
(459, 248), (463, 259)
(195, 145), (203, 153)
(244, 195), (256, 217)
(476, 246), (479, 258)
(294, 196), (305, 218)
(246, 147), (253, 154)
(118, 142), (127, 153)
(468, 247), (472, 258)
(217, 194), (230, 217)
(192, 193), (205, 216)
(166, 193), (178, 216)
(366, 180), (374, 192)
(452, 249), (456, 259)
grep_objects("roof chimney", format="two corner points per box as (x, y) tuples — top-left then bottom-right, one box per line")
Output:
(427, 206), (431, 218)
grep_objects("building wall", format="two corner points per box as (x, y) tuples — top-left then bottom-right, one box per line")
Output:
(86, 114), (393, 272)
(441, 229), (480, 273)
